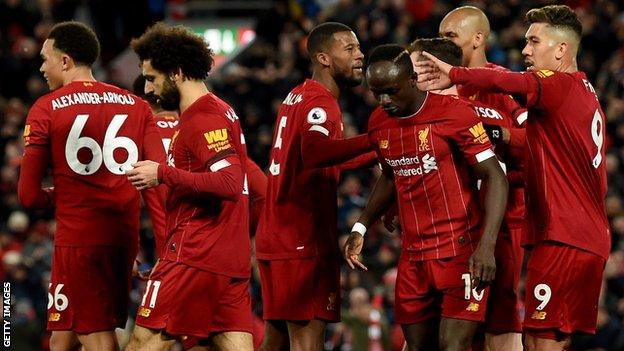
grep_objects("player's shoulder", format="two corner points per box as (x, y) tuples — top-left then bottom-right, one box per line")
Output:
(299, 79), (338, 106)
(185, 92), (240, 127)
(427, 93), (480, 126)
(367, 107), (394, 132)
(429, 92), (474, 111)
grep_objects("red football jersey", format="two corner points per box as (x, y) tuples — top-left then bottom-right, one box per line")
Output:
(368, 93), (495, 260)
(158, 93), (250, 278)
(467, 97), (525, 229)
(23, 81), (166, 248)
(152, 111), (179, 152)
(459, 63), (527, 127)
(460, 63), (526, 229)
(256, 79), (344, 260)
(523, 70), (610, 258)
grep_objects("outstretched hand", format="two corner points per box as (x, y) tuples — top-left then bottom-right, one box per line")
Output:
(413, 51), (455, 91)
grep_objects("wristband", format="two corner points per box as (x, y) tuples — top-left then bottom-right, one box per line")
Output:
(352, 222), (367, 237)
(483, 124), (503, 145)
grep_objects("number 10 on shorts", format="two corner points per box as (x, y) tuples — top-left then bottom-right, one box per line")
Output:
(141, 280), (162, 308)
(461, 274), (485, 301)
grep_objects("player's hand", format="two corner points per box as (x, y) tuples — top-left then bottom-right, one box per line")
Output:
(343, 233), (367, 271)
(132, 259), (151, 281)
(468, 243), (496, 290)
(381, 204), (400, 234)
(413, 51), (454, 91)
(126, 160), (160, 190)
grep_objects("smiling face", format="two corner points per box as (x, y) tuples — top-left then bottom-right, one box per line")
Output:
(367, 61), (418, 117)
(142, 60), (180, 111)
(327, 31), (365, 87)
(39, 39), (65, 90)
(522, 23), (560, 71)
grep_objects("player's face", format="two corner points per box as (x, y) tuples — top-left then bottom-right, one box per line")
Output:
(328, 31), (364, 87)
(367, 62), (417, 117)
(39, 39), (65, 90)
(142, 60), (180, 111)
(522, 23), (559, 71)
(439, 15), (473, 66)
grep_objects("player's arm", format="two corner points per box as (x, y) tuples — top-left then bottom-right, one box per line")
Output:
(18, 145), (54, 209)
(470, 156), (508, 286)
(18, 103), (54, 209)
(416, 52), (532, 95)
(246, 157), (267, 232)
(343, 165), (396, 271)
(156, 153), (243, 201)
(301, 132), (373, 169)
(128, 116), (244, 201)
(339, 151), (378, 171)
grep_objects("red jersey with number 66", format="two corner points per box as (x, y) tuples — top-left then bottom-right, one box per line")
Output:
(23, 81), (166, 249)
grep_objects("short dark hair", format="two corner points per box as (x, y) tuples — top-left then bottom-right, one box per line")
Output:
(367, 44), (413, 75)
(526, 5), (582, 40)
(47, 21), (100, 66)
(407, 38), (462, 66)
(307, 22), (353, 57)
(131, 22), (214, 80)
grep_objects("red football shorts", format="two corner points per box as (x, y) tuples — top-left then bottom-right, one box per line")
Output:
(484, 227), (523, 334)
(524, 241), (606, 339)
(47, 245), (135, 333)
(395, 250), (489, 325)
(259, 254), (340, 322)
(135, 260), (253, 342)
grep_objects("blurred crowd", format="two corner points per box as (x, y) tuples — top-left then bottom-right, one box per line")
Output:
(2, 0), (624, 350)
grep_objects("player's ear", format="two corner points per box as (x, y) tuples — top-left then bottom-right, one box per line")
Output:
(316, 52), (331, 67)
(61, 54), (71, 71)
(555, 42), (567, 60)
(171, 68), (184, 82)
(473, 31), (485, 49)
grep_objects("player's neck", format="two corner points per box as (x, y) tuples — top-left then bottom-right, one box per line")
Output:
(467, 50), (488, 68)
(178, 80), (209, 113)
(63, 67), (96, 86)
(311, 70), (340, 99)
(556, 58), (578, 73)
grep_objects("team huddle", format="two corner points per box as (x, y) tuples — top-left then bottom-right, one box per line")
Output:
(17, 4), (609, 351)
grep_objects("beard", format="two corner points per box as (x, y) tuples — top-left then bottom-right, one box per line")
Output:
(157, 76), (181, 111)
(334, 70), (362, 88)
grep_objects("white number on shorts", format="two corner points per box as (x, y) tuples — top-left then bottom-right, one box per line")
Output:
(47, 283), (69, 311)
(461, 273), (485, 302)
(534, 283), (552, 311)
(65, 114), (139, 175)
(141, 280), (162, 308)
(591, 109), (604, 169)
(268, 116), (288, 176)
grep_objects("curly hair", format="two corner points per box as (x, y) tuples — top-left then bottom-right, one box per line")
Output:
(526, 5), (582, 40)
(407, 38), (463, 67)
(131, 22), (214, 80)
(48, 21), (100, 67)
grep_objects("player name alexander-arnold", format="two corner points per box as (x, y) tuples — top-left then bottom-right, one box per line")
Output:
(51, 92), (136, 110)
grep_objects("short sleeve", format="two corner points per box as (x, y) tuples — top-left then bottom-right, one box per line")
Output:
(24, 100), (51, 147)
(300, 94), (341, 138)
(188, 114), (238, 167)
(444, 104), (495, 165)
